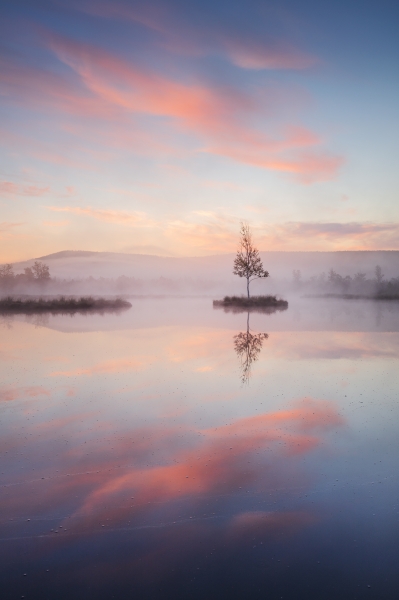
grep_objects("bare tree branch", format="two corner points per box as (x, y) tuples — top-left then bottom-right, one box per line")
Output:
(233, 223), (269, 298)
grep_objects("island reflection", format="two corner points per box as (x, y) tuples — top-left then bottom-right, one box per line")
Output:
(234, 312), (269, 384)
(213, 302), (288, 315)
(213, 300), (287, 383)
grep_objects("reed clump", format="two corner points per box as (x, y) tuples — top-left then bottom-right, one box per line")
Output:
(213, 295), (288, 309)
(0, 296), (131, 313)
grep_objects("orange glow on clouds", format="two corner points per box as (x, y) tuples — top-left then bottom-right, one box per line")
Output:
(0, 2), (399, 262)
(46, 33), (339, 182)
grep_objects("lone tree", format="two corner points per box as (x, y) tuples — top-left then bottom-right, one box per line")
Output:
(233, 223), (269, 298)
(0, 263), (14, 279)
(0, 264), (15, 291)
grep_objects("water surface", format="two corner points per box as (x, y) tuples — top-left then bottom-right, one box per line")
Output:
(1, 297), (399, 599)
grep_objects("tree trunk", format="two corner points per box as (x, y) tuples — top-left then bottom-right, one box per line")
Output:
(247, 278), (250, 298)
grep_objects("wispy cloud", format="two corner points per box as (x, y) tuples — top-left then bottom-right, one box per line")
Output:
(171, 217), (399, 253)
(48, 205), (154, 226)
(78, 0), (318, 71)
(47, 34), (336, 182)
(222, 38), (317, 70)
(0, 180), (50, 197)
(261, 221), (399, 250)
(43, 204), (399, 253)
(0, 29), (341, 182)
(164, 218), (399, 253)
(0, 221), (24, 240)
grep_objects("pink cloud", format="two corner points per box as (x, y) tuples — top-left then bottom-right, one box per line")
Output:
(222, 38), (317, 70)
(41, 206), (399, 253)
(0, 26), (342, 180)
(260, 221), (399, 250)
(0, 221), (24, 240)
(170, 218), (399, 253)
(0, 55), (115, 119)
(0, 30), (341, 182)
(0, 180), (50, 197)
(0, 181), (19, 195)
(48, 34), (340, 181)
(165, 217), (238, 254)
(213, 147), (343, 183)
(0, 128), (100, 169)
(47, 205), (154, 226)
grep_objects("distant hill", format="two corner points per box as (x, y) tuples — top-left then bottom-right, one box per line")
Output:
(37, 250), (99, 259)
(14, 250), (399, 281)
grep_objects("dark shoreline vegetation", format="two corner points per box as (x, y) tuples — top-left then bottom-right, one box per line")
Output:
(213, 295), (288, 313)
(0, 296), (132, 314)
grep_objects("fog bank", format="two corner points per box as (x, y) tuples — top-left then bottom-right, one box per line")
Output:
(1, 250), (399, 296)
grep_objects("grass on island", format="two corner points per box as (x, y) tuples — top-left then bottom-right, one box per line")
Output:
(213, 295), (288, 310)
(0, 296), (132, 313)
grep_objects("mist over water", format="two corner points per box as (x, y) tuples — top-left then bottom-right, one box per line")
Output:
(3, 250), (399, 297)
(1, 296), (399, 599)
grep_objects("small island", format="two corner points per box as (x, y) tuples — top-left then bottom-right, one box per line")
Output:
(213, 295), (288, 313)
(0, 296), (132, 314)
(215, 223), (288, 312)
(214, 295), (288, 309)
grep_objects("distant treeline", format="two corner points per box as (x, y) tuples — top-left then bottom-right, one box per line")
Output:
(0, 262), (219, 295)
(0, 261), (50, 287)
(3, 261), (399, 297)
(292, 265), (399, 296)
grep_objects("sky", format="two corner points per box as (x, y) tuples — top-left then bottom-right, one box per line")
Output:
(1, 0), (399, 261)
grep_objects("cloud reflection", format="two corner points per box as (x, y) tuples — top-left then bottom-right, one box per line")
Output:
(50, 357), (147, 377)
(0, 361), (347, 597)
(0, 398), (343, 530)
(0, 385), (51, 402)
(55, 398), (343, 531)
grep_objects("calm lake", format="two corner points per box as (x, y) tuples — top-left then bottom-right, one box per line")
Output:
(1, 297), (399, 599)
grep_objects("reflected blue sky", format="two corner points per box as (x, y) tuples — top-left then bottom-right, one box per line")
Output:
(1, 297), (399, 598)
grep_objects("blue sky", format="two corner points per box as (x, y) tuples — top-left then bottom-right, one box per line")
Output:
(1, 0), (399, 260)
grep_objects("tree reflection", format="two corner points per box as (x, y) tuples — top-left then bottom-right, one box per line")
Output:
(234, 313), (268, 384)
(25, 312), (50, 328)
